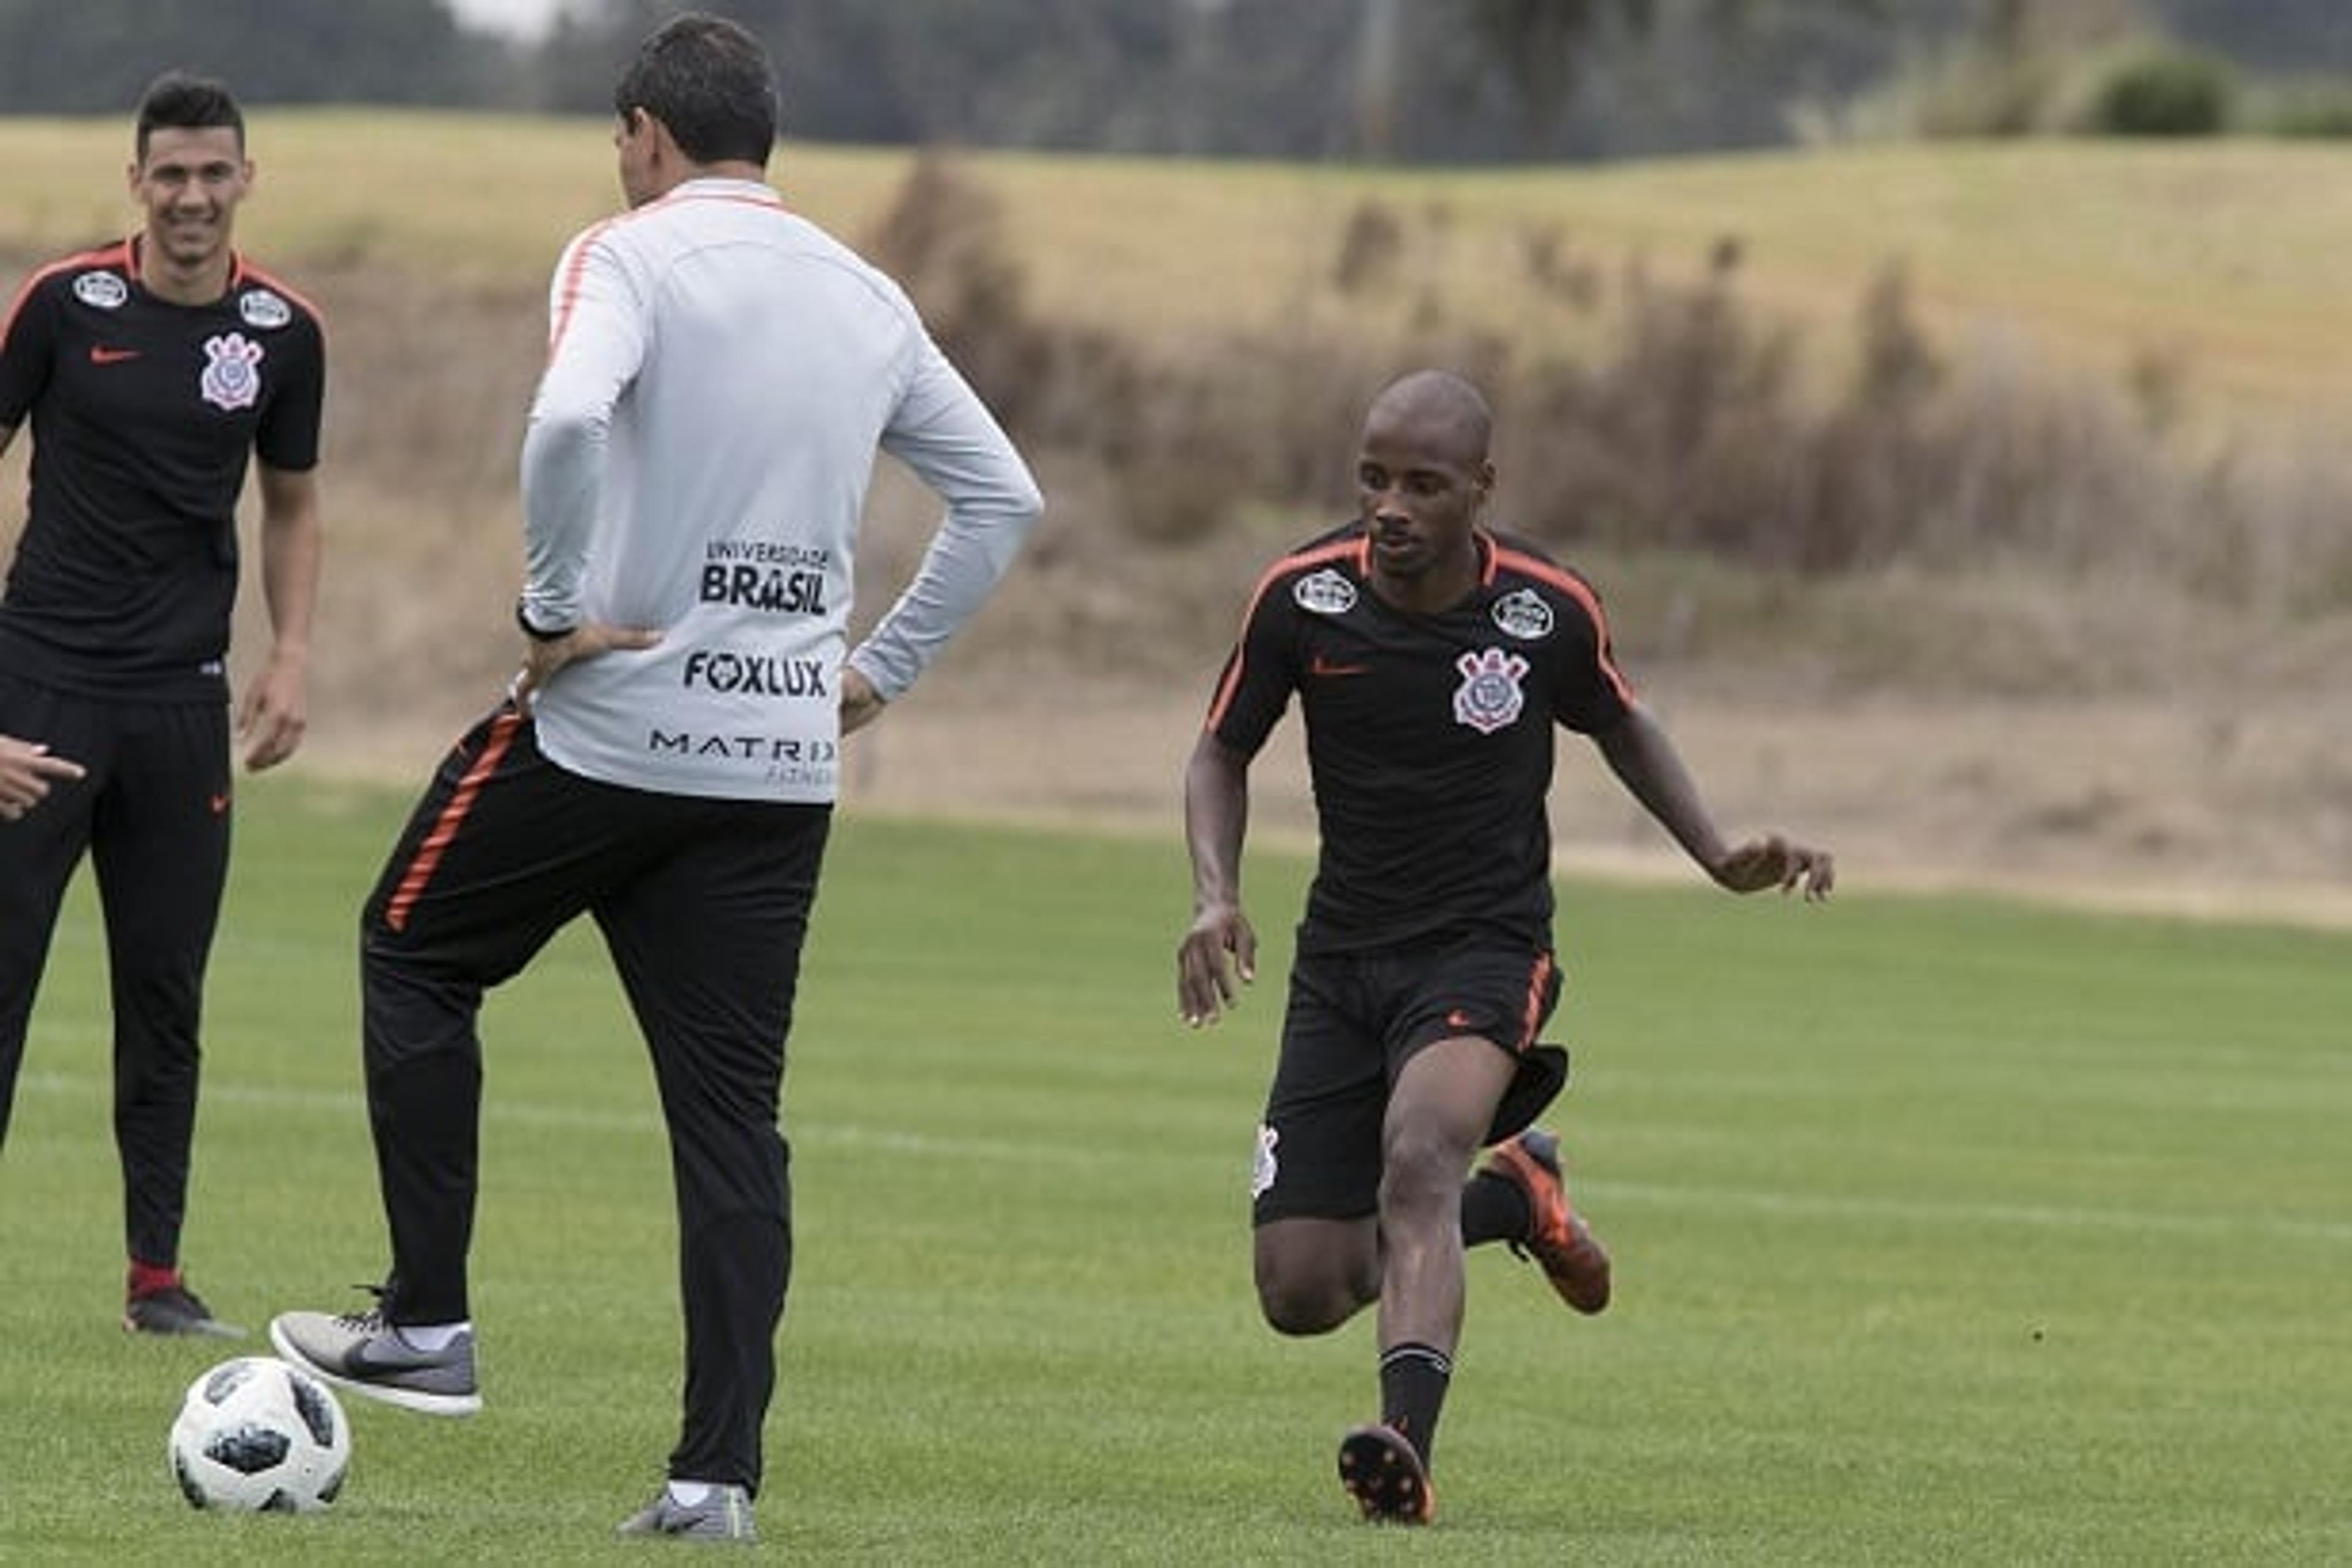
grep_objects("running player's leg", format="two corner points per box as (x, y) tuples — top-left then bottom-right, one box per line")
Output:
(0, 676), (99, 1147)
(88, 698), (230, 1275)
(1365, 1031), (1513, 1481)
(593, 799), (828, 1500)
(1427, 946), (1612, 1313)
(1351, 941), (1556, 1494)
(1251, 951), (1388, 1336)
(1378, 1036), (1515, 1351)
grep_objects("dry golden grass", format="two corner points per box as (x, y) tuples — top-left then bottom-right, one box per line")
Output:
(0, 113), (910, 282)
(4, 113), (2350, 427)
(950, 140), (2352, 418)
(895, 139), (2352, 434)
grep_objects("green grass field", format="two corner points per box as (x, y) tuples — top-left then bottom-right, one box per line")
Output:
(2, 779), (2345, 1562)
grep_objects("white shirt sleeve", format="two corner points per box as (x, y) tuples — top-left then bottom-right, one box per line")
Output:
(518, 230), (647, 633)
(848, 339), (1044, 701)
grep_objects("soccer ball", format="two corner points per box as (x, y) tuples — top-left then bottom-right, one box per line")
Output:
(167, 1356), (350, 1513)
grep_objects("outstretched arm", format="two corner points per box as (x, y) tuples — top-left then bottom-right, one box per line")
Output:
(1593, 702), (1834, 899)
(1178, 731), (1259, 1026)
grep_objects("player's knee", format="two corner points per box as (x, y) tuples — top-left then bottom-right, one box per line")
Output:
(1379, 1123), (1472, 1213)
(1254, 1257), (1370, 1336)
(1256, 1278), (1351, 1336)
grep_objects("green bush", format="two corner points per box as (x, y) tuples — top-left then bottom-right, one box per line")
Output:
(2256, 78), (2352, 139)
(2085, 49), (2236, 137)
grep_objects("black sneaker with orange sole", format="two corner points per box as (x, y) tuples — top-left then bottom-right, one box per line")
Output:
(1482, 1127), (1612, 1314)
(1338, 1424), (1436, 1525)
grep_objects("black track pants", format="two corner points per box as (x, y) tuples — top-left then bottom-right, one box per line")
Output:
(359, 703), (829, 1493)
(0, 673), (230, 1269)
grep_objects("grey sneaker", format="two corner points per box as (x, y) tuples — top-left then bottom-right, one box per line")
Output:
(124, 1282), (246, 1339)
(269, 1303), (480, 1417)
(616, 1484), (758, 1544)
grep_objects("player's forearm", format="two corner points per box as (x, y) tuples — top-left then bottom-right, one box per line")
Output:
(854, 388), (1043, 701)
(1596, 704), (1732, 875)
(1184, 736), (1251, 910)
(846, 489), (1038, 701)
(257, 483), (323, 665)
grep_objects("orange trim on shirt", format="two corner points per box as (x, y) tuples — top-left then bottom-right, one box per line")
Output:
(543, 187), (790, 363)
(382, 709), (526, 933)
(1, 242), (131, 345)
(236, 258), (329, 339)
(1517, 949), (1556, 1052)
(544, 214), (622, 363)
(1202, 535), (1361, 734)
(1489, 541), (1636, 708)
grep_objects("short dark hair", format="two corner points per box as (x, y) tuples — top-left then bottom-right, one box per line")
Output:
(135, 71), (244, 162)
(614, 13), (778, 168)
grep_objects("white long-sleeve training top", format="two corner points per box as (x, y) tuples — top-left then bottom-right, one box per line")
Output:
(518, 175), (1042, 802)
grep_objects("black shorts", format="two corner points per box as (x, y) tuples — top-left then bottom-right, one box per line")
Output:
(1250, 938), (1566, 1226)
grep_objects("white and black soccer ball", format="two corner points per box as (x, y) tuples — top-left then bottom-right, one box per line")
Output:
(167, 1356), (350, 1513)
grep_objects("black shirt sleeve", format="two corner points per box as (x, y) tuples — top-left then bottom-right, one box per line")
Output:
(1204, 571), (1302, 760)
(254, 311), (324, 473)
(0, 272), (59, 430)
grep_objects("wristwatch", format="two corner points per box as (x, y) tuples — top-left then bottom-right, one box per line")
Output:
(514, 597), (576, 642)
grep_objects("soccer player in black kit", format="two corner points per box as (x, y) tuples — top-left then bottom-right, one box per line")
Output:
(1178, 369), (1832, 1525)
(0, 73), (325, 1338)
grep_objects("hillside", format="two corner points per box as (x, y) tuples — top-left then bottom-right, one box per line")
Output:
(8, 116), (2352, 424)
(3, 118), (2350, 916)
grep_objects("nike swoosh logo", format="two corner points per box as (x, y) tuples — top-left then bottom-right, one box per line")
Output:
(89, 345), (142, 364)
(208, 793), (231, 815)
(1310, 655), (1370, 678)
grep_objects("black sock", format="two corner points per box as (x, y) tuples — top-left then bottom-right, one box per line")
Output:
(1379, 1342), (1453, 1468)
(1461, 1168), (1532, 1248)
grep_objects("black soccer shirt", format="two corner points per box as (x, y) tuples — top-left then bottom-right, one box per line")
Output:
(0, 238), (325, 700)
(1205, 524), (1635, 956)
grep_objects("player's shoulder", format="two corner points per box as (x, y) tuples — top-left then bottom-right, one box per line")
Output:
(1483, 529), (1603, 599)
(16, 241), (134, 309)
(1481, 529), (1612, 633)
(1242, 521), (1365, 612)
(4, 244), (130, 352)
(589, 188), (913, 311)
(227, 258), (326, 339)
(597, 182), (825, 262)
(1264, 520), (1365, 581)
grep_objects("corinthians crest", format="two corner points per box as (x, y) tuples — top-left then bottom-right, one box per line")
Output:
(1453, 647), (1528, 734)
(199, 332), (264, 412)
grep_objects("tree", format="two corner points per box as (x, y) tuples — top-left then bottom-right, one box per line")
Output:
(1459, 0), (1657, 150)
(0, 0), (501, 112)
(1423, 0), (1893, 157)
